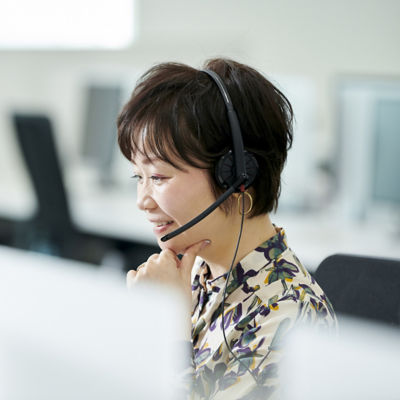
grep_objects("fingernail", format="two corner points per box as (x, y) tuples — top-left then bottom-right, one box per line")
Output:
(201, 240), (211, 250)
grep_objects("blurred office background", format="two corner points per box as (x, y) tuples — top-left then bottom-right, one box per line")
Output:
(1, 2), (400, 398)
(0, 0), (400, 273)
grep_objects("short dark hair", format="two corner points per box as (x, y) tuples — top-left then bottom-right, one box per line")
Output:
(117, 58), (293, 216)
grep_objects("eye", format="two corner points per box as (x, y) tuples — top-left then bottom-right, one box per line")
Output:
(150, 175), (166, 184)
(130, 174), (167, 184)
(131, 174), (142, 181)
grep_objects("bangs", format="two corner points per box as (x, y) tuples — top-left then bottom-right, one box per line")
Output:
(117, 85), (211, 171)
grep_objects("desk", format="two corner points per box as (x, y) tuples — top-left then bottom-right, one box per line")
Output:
(69, 185), (155, 244)
(275, 212), (400, 270)
(0, 174), (155, 244)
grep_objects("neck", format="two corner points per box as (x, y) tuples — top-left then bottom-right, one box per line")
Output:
(200, 213), (276, 280)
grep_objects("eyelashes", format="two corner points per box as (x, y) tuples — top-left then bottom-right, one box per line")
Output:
(131, 174), (167, 184)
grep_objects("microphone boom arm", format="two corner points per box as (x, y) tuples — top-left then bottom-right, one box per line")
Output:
(160, 178), (244, 242)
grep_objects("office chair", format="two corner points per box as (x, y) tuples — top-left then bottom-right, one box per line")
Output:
(12, 114), (110, 263)
(314, 254), (400, 327)
(12, 113), (160, 268)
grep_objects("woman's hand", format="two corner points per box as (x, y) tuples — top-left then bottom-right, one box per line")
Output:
(126, 240), (210, 301)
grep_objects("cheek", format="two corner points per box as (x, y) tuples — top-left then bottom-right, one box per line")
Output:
(157, 181), (214, 221)
(155, 187), (187, 220)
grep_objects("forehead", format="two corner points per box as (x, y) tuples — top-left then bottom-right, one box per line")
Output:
(129, 124), (207, 171)
(131, 149), (188, 172)
(131, 124), (196, 169)
(132, 154), (164, 166)
(131, 128), (169, 160)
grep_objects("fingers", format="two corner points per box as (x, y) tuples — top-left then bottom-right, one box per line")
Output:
(126, 251), (175, 289)
(127, 260), (150, 289)
(126, 241), (210, 290)
(147, 253), (159, 262)
(158, 248), (179, 264)
(126, 269), (137, 289)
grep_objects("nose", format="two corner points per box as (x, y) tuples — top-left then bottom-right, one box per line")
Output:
(136, 182), (157, 211)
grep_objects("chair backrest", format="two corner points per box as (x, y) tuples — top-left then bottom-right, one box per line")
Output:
(13, 114), (72, 232)
(314, 254), (400, 326)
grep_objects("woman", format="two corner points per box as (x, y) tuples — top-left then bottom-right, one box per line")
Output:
(117, 58), (337, 399)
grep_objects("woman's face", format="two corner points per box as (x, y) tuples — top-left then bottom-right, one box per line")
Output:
(132, 152), (233, 255)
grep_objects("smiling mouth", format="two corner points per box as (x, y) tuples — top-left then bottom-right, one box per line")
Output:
(154, 221), (173, 227)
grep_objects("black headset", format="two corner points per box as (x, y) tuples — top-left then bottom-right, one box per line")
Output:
(161, 69), (258, 242)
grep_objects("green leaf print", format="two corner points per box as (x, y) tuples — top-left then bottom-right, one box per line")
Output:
(201, 365), (216, 397)
(265, 258), (299, 285)
(302, 284), (316, 295)
(293, 254), (307, 277)
(258, 363), (279, 384)
(212, 343), (224, 362)
(268, 295), (279, 306)
(237, 354), (254, 376)
(195, 347), (211, 365)
(218, 371), (238, 391)
(214, 362), (228, 380)
(268, 317), (291, 351)
(242, 327), (257, 346)
(236, 312), (255, 330)
(210, 302), (224, 325)
(192, 317), (206, 339)
(247, 295), (261, 313)
(268, 247), (283, 260)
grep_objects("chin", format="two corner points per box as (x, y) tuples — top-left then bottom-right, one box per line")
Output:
(158, 236), (192, 255)
(158, 238), (181, 254)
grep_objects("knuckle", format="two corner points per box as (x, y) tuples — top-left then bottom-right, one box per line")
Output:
(165, 249), (177, 258)
(127, 270), (136, 279)
(147, 253), (159, 262)
(161, 249), (178, 262)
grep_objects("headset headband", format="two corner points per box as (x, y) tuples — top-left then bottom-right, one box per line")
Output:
(201, 69), (248, 187)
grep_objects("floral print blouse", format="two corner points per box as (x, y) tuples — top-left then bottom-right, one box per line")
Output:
(189, 227), (337, 399)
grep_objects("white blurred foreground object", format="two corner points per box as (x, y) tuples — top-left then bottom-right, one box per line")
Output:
(281, 317), (400, 400)
(0, 246), (186, 400)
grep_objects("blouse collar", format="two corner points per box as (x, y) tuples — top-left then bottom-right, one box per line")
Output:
(196, 226), (288, 294)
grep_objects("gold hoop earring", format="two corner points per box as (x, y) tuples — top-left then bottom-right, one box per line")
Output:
(238, 191), (253, 215)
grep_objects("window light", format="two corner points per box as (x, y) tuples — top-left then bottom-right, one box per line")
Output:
(0, 0), (135, 49)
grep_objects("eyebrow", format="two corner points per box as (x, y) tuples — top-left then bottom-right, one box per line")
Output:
(142, 157), (159, 165)
(131, 157), (160, 166)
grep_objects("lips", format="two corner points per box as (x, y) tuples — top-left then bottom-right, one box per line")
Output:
(149, 219), (173, 227)
(149, 219), (175, 236)
(154, 220), (173, 227)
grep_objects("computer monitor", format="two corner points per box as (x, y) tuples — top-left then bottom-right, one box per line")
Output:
(81, 84), (123, 186)
(0, 245), (186, 400)
(336, 76), (400, 223)
(372, 99), (400, 205)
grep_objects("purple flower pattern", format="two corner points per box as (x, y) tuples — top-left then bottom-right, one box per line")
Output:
(189, 227), (337, 399)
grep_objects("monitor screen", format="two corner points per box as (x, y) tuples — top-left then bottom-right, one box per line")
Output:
(372, 99), (400, 204)
(82, 85), (122, 185)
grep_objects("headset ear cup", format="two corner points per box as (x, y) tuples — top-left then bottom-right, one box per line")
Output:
(215, 151), (235, 189)
(215, 150), (258, 190)
(244, 151), (258, 188)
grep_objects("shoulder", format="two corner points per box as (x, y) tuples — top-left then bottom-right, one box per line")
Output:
(248, 248), (337, 329)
